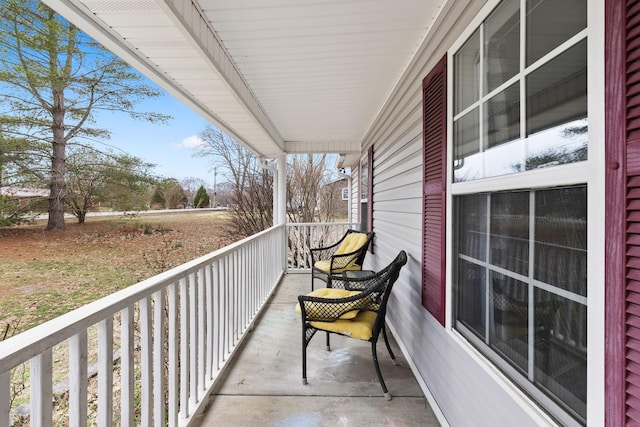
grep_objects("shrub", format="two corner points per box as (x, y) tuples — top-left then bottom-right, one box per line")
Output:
(193, 185), (210, 208)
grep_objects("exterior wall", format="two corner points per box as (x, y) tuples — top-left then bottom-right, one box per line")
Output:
(354, 0), (604, 425)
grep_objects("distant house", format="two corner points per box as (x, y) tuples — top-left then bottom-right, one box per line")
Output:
(321, 177), (348, 218)
(0, 187), (48, 208)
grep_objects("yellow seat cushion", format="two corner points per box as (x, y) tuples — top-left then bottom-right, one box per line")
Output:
(309, 310), (377, 341)
(313, 259), (362, 274)
(296, 288), (363, 320)
(314, 233), (369, 273)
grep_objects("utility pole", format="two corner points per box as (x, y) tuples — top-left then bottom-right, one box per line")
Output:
(213, 167), (217, 208)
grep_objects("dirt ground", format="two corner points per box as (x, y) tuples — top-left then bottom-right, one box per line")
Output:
(0, 211), (239, 336)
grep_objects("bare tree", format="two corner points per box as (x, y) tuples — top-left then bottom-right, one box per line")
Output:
(286, 154), (328, 223)
(163, 179), (187, 209)
(65, 146), (156, 223)
(180, 176), (207, 208)
(196, 126), (272, 236)
(196, 127), (342, 241)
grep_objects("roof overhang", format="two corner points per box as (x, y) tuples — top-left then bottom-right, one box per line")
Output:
(43, 0), (446, 159)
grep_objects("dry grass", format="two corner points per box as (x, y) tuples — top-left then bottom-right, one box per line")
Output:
(0, 210), (242, 423)
(0, 210), (239, 335)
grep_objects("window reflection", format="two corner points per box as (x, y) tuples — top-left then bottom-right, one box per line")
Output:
(454, 107), (480, 163)
(454, 119), (588, 182)
(485, 82), (520, 149)
(526, 40), (587, 137)
(534, 289), (587, 420)
(484, 0), (520, 94)
(490, 191), (529, 276)
(535, 187), (587, 296)
(526, 0), (587, 66)
(490, 272), (528, 373)
(454, 29), (480, 115)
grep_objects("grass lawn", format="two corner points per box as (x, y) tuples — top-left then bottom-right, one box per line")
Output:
(0, 210), (238, 337)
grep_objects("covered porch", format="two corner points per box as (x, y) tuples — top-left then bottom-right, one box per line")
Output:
(196, 273), (438, 426)
(0, 223), (441, 426)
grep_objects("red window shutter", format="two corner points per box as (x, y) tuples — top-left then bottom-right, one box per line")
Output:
(422, 55), (447, 326)
(606, 0), (640, 425)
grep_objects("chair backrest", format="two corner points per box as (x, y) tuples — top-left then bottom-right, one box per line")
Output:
(334, 232), (370, 255)
(367, 251), (407, 339)
(333, 229), (373, 269)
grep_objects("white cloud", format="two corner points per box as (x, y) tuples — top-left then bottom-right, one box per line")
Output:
(179, 135), (206, 149)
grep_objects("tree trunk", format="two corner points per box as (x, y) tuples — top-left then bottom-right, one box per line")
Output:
(46, 89), (66, 230)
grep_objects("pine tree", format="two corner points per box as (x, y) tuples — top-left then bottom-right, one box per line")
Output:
(0, 0), (171, 229)
(193, 185), (210, 208)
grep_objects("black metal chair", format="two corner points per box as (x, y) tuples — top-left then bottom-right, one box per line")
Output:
(309, 229), (374, 290)
(297, 250), (407, 400)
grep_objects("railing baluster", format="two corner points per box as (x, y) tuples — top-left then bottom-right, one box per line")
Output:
(206, 263), (214, 381)
(223, 256), (229, 360)
(241, 248), (247, 330)
(140, 297), (153, 426)
(179, 277), (190, 419)
(0, 371), (9, 427)
(230, 253), (236, 346)
(189, 271), (199, 406)
(198, 268), (206, 394)
(213, 260), (221, 371)
(98, 318), (113, 427)
(69, 331), (88, 427)
(153, 289), (165, 427)
(234, 251), (239, 343)
(120, 306), (135, 427)
(252, 243), (258, 314)
(168, 283), (179, 427)
(31, 349), (53, 427)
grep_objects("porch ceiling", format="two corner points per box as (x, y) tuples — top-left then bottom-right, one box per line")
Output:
(43, 0), (445, 158)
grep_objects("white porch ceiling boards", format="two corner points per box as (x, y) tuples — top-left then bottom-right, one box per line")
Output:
(42, 0), (445, 158)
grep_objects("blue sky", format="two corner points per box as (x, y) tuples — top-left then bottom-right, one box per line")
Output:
(94, 90), (218, 187)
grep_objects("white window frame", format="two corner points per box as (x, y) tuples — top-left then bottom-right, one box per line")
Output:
(444, 0), (605, 425)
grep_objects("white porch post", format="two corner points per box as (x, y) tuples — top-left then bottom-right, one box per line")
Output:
(276, 155), (286, 226)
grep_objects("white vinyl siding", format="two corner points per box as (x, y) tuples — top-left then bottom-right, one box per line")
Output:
(357, 0), (604, 425)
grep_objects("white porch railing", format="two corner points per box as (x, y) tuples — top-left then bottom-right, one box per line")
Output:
(0, 222), (359, 426)
(0, 224), (286, 427)
(286, 222), (361, 272)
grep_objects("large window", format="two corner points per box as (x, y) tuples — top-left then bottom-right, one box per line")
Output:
(453, 0), (587, 182)
(452, 0), (588, 425)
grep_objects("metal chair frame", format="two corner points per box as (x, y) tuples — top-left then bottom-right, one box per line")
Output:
(309, 229), (374, 290)
(298, 251), (407, 400)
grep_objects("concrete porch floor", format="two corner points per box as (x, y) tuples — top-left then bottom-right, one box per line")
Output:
(195, 273), (440, 427)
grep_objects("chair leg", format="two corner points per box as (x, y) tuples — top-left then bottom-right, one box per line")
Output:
(382, 324), (398, 366)
(302, 325), (308, 385)
(326, 331), (331, 351)
(371, 341), (391, 401)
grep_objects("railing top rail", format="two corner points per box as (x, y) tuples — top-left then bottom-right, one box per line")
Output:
(0, 224), (285, 373)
